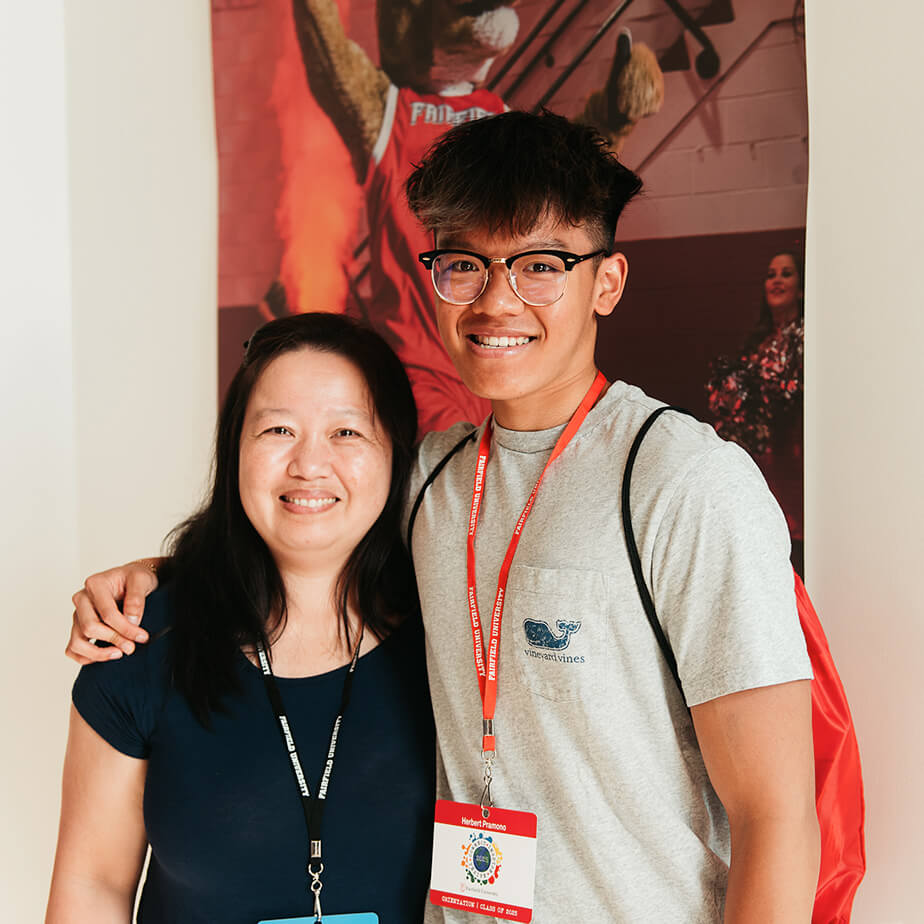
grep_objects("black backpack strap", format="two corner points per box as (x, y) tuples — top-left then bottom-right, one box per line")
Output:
(621, 405), (694, 700)
(407, 429), (478, 557)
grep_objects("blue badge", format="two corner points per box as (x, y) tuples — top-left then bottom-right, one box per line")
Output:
(259, 915), (378, 923)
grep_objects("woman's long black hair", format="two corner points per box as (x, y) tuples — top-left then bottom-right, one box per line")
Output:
(165, 313), (419, 726)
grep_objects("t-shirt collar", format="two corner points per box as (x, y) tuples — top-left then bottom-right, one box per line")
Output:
(489, 380), (626, 454)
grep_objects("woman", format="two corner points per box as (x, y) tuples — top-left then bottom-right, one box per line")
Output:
(46, 314), (435, 923)
(707, 251), (804, 570)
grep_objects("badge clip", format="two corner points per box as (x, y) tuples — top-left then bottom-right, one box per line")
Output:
(480, 748), (495, 819)
(308, 860), (324, 922)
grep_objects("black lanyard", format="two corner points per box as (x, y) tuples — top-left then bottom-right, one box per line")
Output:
(256, 629), (363, 920)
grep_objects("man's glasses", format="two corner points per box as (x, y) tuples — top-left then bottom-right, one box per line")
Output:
(418, 248), (606, 307)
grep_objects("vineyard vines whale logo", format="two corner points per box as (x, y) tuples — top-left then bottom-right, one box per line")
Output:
(523, 618), (582, 650)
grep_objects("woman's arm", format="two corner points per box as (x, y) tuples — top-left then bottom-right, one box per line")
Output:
(46, 706), (148, 924)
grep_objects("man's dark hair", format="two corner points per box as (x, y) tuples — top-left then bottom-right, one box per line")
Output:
(405, 109), (643, 251)
(165, 312), (419, 725)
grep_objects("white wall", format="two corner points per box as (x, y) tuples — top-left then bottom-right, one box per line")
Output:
(0, 2), (216, 919)
(67, 0), (218, 571)
(0, 4), (79, 917)
(805, 2), (924, 922)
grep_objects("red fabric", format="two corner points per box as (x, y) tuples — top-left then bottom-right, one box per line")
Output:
(363, 87), (502, 434)
(794, 571), (866, 922)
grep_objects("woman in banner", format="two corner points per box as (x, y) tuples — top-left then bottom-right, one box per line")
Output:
(46, 314), (434, 923)
(707, 251), (805, 572)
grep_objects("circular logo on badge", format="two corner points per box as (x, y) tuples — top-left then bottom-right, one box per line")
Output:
(461, 833), (503, 886)
(472, 845), (492, 872)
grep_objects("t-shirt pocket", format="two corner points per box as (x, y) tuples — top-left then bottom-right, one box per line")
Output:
(505, 564), (608, 703)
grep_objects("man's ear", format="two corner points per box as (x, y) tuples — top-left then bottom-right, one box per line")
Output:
(593, 252), (628, 318)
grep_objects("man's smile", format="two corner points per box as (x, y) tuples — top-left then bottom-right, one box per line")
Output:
(467, 333), (536, 349)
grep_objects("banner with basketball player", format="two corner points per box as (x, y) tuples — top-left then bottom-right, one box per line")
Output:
(211, 0), (808, 567)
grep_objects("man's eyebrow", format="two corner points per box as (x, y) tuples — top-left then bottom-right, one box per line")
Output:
(436, 235), (475, 250)
(518, 239), (569, 251)
(439, 237), (569, 252)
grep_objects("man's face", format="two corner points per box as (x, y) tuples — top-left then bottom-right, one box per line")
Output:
(433, 217), (625, 426)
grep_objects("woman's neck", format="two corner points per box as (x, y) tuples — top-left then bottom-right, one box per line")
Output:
(259, 569), (376, 678)
(771, 302), (800, 330)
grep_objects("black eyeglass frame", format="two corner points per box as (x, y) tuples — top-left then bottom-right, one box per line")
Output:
(417, 248), (607, 307)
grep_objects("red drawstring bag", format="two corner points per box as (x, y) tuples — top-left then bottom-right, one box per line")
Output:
(623, 407), (866, 922)
(793, 571), (866, 922)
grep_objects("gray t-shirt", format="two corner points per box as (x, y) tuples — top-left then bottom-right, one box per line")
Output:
(409, 381), (812, 923)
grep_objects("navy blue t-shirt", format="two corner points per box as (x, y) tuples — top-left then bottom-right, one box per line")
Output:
(73, 587), (436, 923)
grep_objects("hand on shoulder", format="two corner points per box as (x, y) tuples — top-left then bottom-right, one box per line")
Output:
(67, 559), (160, 664)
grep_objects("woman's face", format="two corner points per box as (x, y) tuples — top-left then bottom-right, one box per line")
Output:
(238, 347), (393, 577)
(764, 253), (802, 316)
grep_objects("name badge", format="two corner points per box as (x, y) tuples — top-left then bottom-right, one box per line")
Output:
(429, 800), (537, 922)
(259, 915), (378, 923)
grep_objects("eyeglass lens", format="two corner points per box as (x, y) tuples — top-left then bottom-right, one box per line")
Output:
(432, 253), (568, 306)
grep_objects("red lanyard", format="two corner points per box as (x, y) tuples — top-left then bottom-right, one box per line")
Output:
(466, 371), (607, 756)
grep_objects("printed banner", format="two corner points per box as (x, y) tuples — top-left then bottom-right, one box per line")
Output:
(211, 0), (808, 568)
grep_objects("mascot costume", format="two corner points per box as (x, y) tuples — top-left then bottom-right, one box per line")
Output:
(289, 0), (664, 431)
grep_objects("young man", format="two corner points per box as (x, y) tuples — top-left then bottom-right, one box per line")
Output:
(69, 111), (818, 920)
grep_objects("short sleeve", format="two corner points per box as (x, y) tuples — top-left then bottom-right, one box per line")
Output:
(404, 422), (478, 538)
(72, 588), (173, 759)
(651, 440), (812, 706)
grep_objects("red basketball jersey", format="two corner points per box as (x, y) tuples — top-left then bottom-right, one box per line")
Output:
(364, 85), (505, 433)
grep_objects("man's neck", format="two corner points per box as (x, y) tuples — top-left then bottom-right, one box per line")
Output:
(491, 369), (605, 431)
